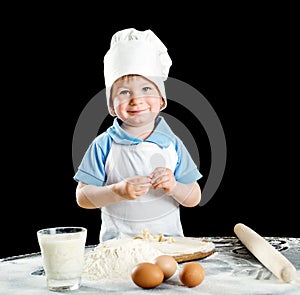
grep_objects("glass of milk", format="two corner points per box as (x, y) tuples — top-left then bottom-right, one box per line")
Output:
(37, 226), (87, 291)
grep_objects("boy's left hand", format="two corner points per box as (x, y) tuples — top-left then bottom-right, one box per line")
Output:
(149, 167), (176, 194)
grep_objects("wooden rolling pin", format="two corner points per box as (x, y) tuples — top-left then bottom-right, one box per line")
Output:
(234, 223), (297, 283)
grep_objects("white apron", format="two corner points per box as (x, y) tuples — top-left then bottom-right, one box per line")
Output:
(100, 141), (184, 242)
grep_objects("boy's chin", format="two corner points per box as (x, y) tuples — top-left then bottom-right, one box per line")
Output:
(125, 113), (157, 126)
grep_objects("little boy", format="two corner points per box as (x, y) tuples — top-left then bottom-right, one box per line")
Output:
(74, 28), (202, 242)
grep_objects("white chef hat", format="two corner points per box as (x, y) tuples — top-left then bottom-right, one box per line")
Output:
(104, 28), (172, 116)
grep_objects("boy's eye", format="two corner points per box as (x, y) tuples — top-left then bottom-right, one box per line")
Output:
(142, 87), (151, 92)
(120, 90), (130, 95)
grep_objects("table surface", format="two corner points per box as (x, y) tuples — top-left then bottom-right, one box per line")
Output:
(1, 236), (300, 294)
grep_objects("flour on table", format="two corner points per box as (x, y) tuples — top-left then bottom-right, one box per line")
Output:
(82, 238), (163, 280)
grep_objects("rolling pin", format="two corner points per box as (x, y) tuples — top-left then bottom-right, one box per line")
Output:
(234, 223), (297, 283)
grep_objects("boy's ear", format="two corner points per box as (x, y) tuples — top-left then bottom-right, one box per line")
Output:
(108, 95), (117, 116)
(160, 98), (166, 110)
(109, 106), (117, 116)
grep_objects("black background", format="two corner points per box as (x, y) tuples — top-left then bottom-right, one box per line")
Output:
(2, 12), (298, 259)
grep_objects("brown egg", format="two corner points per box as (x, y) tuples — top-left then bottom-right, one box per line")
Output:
(154, 255), (178, 280)
(131, 262), (164, 289)
(179, 262), (205, 288)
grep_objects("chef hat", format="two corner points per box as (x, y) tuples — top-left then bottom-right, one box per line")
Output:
(104, 28), (172, 116)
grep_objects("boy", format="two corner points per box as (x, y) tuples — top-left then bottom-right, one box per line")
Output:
(74, 28), (202, 242)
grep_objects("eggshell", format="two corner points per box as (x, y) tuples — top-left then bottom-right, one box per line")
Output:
(154, 255), (178, 280)
(179, 261), (205, 288)
(131, 262), (164, 289)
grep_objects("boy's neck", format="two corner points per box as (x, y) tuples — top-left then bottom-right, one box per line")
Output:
(121, 120), (155, 140)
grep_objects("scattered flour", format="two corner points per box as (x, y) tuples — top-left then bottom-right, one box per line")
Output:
(82, 238), (163, 280)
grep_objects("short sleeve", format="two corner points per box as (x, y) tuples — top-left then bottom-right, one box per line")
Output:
(73, 133), (112, 186)
(174, 138), (202, 184)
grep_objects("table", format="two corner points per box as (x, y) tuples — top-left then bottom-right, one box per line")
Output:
(1, 237), (299, 294)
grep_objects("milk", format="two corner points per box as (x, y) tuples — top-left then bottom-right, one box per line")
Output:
(37, 227), (87, 291)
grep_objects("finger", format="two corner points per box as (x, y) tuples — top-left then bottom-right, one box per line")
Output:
(151, 167), (168, 176)
(127, 177), (151, 186)
(135, 183), (152, 191)
(137, 177), (152, 185)
(132, 188), (149, 198)
(135, 186), (151, 195)
(125, 189), (146, 200)
(150, 170), (168, 184)
(152, 175), (170, 189)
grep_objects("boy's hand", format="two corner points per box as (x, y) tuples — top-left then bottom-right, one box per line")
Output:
(113, 176), (151, 200)
(149, 167), (176, 194)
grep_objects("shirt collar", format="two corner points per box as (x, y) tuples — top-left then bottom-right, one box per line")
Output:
(107, 116), (173, 148)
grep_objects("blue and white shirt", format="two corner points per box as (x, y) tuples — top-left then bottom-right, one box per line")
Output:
(74, 116), (202, 242)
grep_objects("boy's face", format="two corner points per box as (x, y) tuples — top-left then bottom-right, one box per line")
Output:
(111, 75), (164, 127)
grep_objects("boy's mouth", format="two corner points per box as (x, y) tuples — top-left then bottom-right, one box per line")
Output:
(128, 108), (149, 114)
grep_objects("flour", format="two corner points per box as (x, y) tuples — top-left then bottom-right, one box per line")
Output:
(82, 238), (163, 280)
(82, 236), (215, 281)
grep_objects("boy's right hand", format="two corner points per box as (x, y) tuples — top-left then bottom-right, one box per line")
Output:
(112, 176), (151, 200)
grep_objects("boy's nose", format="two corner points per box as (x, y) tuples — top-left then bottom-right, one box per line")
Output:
(129, 95), (144, 104)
